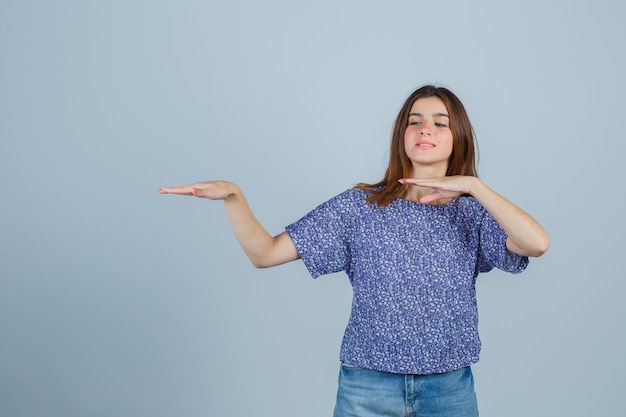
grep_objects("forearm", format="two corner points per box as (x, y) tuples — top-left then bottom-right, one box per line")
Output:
(469, 178), (550, 257)
(223, 186), (299, 268)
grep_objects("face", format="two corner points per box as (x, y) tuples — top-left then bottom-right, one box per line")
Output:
(403, 96), (453, 175)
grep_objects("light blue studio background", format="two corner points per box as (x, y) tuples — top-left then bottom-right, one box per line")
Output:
(1, 1), (624, 416)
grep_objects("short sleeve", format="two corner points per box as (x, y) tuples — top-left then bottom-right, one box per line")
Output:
(477, 210), (529, 274)
(285, 191), (354, 278)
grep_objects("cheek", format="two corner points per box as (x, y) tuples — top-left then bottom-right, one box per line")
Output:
(403, 130), (413, 150)
(440, 134), (454, 157)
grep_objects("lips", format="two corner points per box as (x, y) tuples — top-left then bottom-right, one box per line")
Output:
(416, 141), (435, 149)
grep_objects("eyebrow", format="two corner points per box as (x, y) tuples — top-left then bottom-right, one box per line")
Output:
(408, 112), (450, 118)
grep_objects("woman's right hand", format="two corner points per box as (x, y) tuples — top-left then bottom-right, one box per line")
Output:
(158, 181), (238, 200)
(158, 179), (300, 267)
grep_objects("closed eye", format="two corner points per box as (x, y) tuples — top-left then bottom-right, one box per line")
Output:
(408, 121), (447, 127)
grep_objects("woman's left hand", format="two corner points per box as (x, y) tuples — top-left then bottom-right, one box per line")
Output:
(399, 176), (475, 203)
(402, 176), (550, 257)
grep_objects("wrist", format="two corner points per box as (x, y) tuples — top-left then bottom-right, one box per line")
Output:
(466, 176), (483, 196)
(223, 182), (242, 202)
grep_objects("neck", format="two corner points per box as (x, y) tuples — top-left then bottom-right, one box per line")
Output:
(408, 163), (447, 180)
(401, 164), (450, 204)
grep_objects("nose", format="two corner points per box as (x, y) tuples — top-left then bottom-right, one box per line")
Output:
(419, 122), (433, 136)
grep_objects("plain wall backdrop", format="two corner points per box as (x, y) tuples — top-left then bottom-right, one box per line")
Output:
(1, 1), (625, 416)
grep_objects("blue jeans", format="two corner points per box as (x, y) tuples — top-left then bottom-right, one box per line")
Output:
(333, 363), (479, 417)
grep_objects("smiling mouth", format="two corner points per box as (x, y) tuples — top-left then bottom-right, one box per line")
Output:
(416, 143), (435, 149)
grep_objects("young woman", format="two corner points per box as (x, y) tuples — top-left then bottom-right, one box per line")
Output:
(158, 85), (550, 416)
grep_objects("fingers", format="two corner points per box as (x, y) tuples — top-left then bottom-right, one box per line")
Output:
(399, 177), (470, 193)
(399, 178), (443, 188)
(157, 186), (195, 195)
(158, 181), (236, 200)
(158, 182), (205, 195)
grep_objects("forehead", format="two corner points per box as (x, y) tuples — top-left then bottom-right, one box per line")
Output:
(409, 96), (448, 115)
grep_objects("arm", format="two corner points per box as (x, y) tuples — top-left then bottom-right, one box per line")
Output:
(158, 181), (301, 268)
(399, 176), (550, 257)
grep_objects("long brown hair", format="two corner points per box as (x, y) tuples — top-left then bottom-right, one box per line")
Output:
(356, 85), (478, 206)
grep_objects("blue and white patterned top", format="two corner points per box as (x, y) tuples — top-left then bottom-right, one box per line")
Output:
(286, 188), (528, 375)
